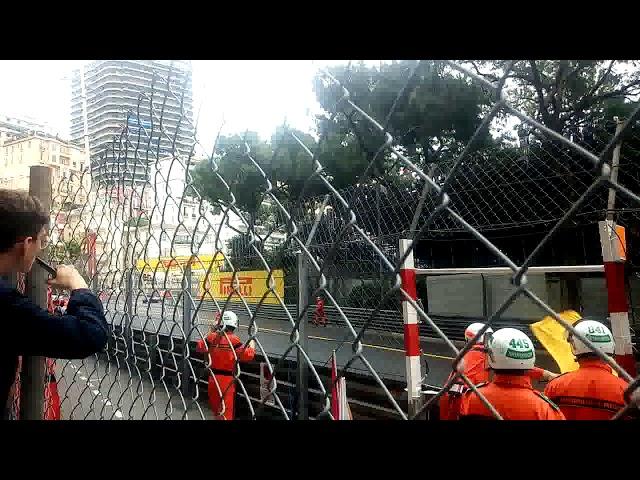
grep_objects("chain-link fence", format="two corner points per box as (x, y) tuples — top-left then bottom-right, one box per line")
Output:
(6, 60), (640, 420)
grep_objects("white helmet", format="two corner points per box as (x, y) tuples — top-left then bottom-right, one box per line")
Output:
(487, 328), (535, 370)
(568, 320), (614, 356)
(220, 311), (239, 330)
(464, 322), (494, 344)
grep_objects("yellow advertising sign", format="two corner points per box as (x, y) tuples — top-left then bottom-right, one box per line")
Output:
(198, 269), (285, 305)
(136, 254), (225, 273)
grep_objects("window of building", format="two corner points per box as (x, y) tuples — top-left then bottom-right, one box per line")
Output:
(51, 154), (57, 163)
(52, 144), (57, 152)
(80, 163), (84, 171)
(28, 141), (31, 148)
(73, 161), (77, 168)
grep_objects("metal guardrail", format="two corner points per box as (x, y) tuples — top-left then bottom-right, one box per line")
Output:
(181, 301), (587, 346)
(98, 328), (421, 420)
(124, 332), (432, 420)
(112, 298), (627, 352)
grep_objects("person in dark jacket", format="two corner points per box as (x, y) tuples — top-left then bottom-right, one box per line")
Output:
(0, 189), (108, 416)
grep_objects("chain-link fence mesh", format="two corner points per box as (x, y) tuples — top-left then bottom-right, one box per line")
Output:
(5, 60), (640, 419)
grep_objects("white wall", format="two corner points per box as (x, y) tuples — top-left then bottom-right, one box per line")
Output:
(426, 273), (558, 321)
(426, 274), (485, 317)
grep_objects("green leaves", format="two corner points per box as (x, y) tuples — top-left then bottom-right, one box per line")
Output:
(469, 60), (640, 134)
(314, 61), (491, 171)
(191, 132), (272, 215)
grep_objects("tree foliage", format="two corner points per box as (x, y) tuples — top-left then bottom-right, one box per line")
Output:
(466, 60), (640, 135)
(192, 60), (640, 268)
(192, 61), (493, 218)
(191, 128), (320, 217)
(314, 61), (492, 177)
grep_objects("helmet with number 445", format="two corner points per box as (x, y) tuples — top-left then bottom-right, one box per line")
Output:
(487, 328), (536, 370)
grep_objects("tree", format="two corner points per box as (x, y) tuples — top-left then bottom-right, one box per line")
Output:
(51, 237), (86, 272)
(225, 233), (261, 270)
(193, 61), (492, 217)
(313, 60), (493, 179)
(191, 128), (322, 217)
(465, 61), (640, 135)
(191, 132), (273, 216)
(192, 61), (498, 253)
(223, 232), (293, 273)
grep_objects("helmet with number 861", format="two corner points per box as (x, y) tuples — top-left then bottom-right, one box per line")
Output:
(568, 320), (614, 356)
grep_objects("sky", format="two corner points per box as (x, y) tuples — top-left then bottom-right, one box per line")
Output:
(2, 61), (632, 158)
(0, 60), (356, 156)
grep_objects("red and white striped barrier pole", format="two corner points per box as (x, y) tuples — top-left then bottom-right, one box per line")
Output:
(399, 239), (422, 417)
(599, 220), (637, 377)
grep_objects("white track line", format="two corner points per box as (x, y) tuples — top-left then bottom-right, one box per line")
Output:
(67, 361), (124, 420)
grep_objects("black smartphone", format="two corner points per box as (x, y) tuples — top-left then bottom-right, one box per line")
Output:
(35, 257), (57, 277)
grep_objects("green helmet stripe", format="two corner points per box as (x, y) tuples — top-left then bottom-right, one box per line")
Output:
(505, 348), (534, 360)
(586, 333), (612, 343)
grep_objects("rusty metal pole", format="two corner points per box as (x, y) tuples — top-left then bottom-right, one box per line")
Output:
(20, 165), (52, 420)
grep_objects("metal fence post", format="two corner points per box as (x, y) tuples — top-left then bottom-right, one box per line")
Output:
(399, 238), (422, 418)
(124, 224), (134, 362)
(296, 252), (309, 420)
(20, 165), (52, 420)
(599, 118), (637, 377)
(606, 117), (624, 223)
(480, 273), (488, 320)
(87, 230), (98, 292)
(182, 261), (193, 397)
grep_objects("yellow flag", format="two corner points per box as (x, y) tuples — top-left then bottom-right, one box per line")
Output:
(530, 310), (619, 377)
(530, 310), (582, 373)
